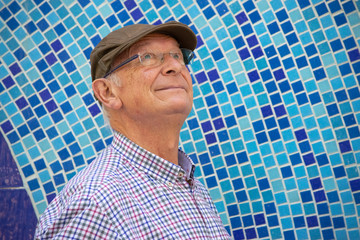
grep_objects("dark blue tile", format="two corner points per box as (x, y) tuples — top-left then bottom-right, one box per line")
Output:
(235, 12), (248, 25)
(281, 21), (293, 34)
(14, 47), (26, 61)
(269, 57), (281, 69)
(269, 129), (281, 141)
(7, 17), (20, 31)
(314, 190), (326, 202)
(267, 215), (279, 227)
(350, 179), (360, 192)
(78, 0), (90, 7)
(203, 6), (216, 19)
(257, 226), (269, 238)
(0, 7), (11, 21)
(28, 178), (40, 191)
(22, 164), (34, 178)
(284, 230), (295, 240)
(54, 23), (66, 36)
(258, 178), (270, 190)
(343, 113), (356, 126)
(303, 153), (315, 165)
(34, 129), (46, 141)
(267, 22), (280, 35)
(348, 126), (360, 139)
(306, 216), (319, 227)
(342, 1), (356, 13)
(316, 154), (329, 166)
(242, 215), (254, 228)
(9, 1), (21, 14)
(315, 2), (328, 16)
(249, 10), (261, 23)
(310, 177), (322, 190)
(230, 216), (242, 229)
(39, 2), (52, 15)
(216, 168), (228, 180)
(278, 44), (290, 57)
(205, 132), (217, 144)
(111, 1), (123, 12)
(314, 68), (326, 80)
(34, 158), (46, 171)
(301, 190), (313, 203)
(248, 70), (260, 82)
(235, 105), (246, 118)
(234, 36), (245, 49)
(274, 69), (286, 81)
(51, 110), (64, 123)
(9, 63), (22, 75)
(281, 166), (293, 178)
(299, 140), (311, 153)
(217, 130), (229, 141)
(233, 229), (245, 239)
(256, 132), (268, 144)
(236, 151), (249, 164)
(238, 48), (251, 60)
(261, 105), (273, 118)
(276, 9), (289, 22)
(130, 8), (144, 21)
(332, 216), (345, 228)
(206, 175), (218, 188)
(278, 117), (290, 129)
(328, 0), (341, 13)
(24, 21), (37, 34)
(334, 13), (347, 26)
(330, 39), (343, 52)
(348, 49), (360, 62)
(286, 32), (299, 45)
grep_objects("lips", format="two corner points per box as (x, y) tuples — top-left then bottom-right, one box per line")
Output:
(156, 85), (186, 91)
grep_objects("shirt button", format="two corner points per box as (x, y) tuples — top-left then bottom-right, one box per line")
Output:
(166, 182), (173, 188)
(178, 172), (184, 178)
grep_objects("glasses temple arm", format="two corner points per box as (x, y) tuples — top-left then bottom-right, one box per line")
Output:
(103, 55), (139, 78)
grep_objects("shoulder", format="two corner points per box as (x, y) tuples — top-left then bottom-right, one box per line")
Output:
(36, 145), (131, 238)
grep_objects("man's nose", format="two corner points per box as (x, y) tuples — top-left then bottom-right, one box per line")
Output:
(161, 54), (183, 75)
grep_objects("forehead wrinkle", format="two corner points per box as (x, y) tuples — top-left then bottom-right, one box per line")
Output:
(129, 34), (180, 55)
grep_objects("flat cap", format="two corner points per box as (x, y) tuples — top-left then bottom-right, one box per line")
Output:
(90, 21), (197, 81)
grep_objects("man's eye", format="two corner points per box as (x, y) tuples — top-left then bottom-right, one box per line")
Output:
(143, 53), (154, 60)
(172, 53), (181, 59)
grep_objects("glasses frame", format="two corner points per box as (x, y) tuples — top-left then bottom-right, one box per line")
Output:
(103, 48), (194, 78)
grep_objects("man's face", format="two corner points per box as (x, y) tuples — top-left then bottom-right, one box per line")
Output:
(113, 34), (193, 122)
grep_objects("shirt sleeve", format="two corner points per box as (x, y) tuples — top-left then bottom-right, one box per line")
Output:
(35, 198), (119, 239)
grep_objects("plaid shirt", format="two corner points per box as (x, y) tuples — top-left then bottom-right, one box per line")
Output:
(36, 132), (231, 239)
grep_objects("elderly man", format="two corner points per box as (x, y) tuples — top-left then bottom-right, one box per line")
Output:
(35, 21), (230, 239)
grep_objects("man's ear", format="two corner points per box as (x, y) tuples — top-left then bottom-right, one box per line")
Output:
(92, 78), (122, 110)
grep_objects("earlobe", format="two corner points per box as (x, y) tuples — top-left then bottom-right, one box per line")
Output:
(92, 78), (122, 110)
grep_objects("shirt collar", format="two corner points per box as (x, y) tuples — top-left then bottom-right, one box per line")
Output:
(111, 131), (195, 184)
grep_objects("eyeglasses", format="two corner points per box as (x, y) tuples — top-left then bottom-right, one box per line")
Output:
(104, 48), (194, 78)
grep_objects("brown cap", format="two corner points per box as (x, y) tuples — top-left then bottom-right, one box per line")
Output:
(90, 21), (197, 81)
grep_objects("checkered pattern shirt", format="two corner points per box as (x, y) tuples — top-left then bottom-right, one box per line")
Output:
(35, 131), (231, 239)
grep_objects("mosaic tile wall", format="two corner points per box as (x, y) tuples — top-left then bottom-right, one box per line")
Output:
(0, 0), (360, 239)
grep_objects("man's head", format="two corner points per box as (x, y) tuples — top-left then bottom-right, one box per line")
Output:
(90, 22), (197, 130)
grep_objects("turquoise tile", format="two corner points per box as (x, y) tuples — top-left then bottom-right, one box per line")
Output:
(325, 27), (338, 40)
(303, 203), (315, 215)
(268, 167), (280, 180)
(278, 204), (290, 216)
(291, 203), (303, 215)
(323, 177), (336, 191)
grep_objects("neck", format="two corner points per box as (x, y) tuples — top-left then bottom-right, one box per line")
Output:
(110, 114), (184, 165)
